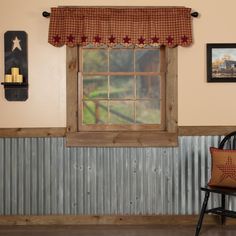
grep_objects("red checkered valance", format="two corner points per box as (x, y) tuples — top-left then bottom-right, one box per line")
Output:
(48, 7), (193, 47)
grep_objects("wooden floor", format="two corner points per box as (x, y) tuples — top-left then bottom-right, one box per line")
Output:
(0, 225), (236, 236)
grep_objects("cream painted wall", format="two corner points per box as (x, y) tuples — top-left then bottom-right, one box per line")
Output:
(0, 0), (236, 127)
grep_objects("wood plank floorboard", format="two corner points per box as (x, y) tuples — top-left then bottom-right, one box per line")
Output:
(0, 225), (236, 236)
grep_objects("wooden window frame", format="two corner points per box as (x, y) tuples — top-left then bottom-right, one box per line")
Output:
(66, 46), (178, 147)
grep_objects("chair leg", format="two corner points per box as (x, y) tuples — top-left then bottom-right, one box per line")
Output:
(221, 194), (226, 225)
(195, 191), (210, 236)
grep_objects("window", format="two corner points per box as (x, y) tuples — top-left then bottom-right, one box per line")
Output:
(79, 46), (165, 131)
(66, 46), (177, 147)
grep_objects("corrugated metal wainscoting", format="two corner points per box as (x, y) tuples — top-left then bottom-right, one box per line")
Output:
(0, 136), (235, 215)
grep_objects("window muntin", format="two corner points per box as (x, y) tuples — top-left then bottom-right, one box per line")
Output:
(79, 46), (165, 131)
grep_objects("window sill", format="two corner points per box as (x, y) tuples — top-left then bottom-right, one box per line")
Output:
(66, 131), (178, 147)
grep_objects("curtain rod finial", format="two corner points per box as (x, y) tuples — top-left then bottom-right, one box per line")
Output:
(191, 12), (199, 17)
(42, 11), (50, 18)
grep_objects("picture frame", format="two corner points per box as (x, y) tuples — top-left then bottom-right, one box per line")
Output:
(207, 43), (236, 82)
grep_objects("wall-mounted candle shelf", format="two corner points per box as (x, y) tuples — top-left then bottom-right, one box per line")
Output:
(1, 31), (28, 101)
(1, 82), (28, 101)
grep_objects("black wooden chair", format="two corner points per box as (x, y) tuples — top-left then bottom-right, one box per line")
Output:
(195, 131), (236, 236)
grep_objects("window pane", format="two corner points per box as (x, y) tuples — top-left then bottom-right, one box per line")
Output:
(80, 47), (165, 129)
(109, 49), (134, 72)
(110, 76), (134, 99)
(136, 76), (160, 98)
(83, 101), (108, 124)
(83, 49), (108, 72)
(83, 76), (108, 99)
(109, 101), (134, 124)
(136, 100), (160, 124)
(135, 49), (160, 72)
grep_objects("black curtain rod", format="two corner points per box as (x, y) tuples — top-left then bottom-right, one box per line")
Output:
(42, 11), (199, 18)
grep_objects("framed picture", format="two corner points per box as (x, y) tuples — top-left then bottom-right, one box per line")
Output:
(207, 43), (236, 82)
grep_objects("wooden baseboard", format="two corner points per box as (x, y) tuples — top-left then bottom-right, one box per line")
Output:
(0, 215), (226, 226)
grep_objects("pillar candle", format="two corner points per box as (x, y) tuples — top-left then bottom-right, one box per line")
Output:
(11, 67), (19, 76)
(15, 74), (23, 83)
(4, 74), (13, 83)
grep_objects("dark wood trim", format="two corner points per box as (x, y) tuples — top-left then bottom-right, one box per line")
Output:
(0, 126), (236, 138)
(0, 128), (66, 137)
(179, 126), (236, 136)
(0, 215), (222, 226)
